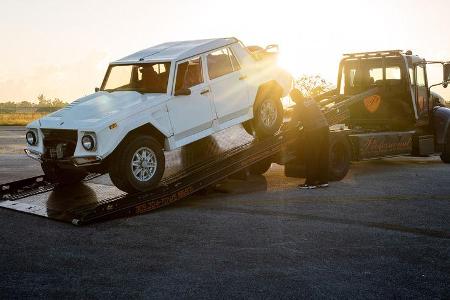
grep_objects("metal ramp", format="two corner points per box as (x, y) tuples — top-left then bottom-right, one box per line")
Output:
(0, 125), (295, 225)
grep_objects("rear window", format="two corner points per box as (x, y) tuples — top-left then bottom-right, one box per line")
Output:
(369, 68), (383, 84)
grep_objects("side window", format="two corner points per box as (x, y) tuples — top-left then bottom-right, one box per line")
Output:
(416, 65), (426, 87)
(175, 57), (203, 91)
(409, 67), (414, 84)
(207, 48), (236, 79)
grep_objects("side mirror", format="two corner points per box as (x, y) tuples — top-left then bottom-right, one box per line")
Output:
(174, 88), (191, 96)
(95, 87), (100, 92)
(443, 64), (450, 87)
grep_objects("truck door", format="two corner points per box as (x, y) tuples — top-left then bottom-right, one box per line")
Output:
(206, 47), (249, 124)
(167, 56), (215, 144)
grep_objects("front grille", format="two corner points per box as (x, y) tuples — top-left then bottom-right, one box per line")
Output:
(41, 129), (78, 160)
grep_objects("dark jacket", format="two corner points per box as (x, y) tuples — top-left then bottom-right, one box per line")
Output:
(292, 98), (329, 131)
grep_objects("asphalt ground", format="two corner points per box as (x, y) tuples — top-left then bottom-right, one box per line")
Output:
(0, 126), (449, 299)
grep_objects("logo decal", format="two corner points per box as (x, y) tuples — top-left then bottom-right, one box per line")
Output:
(364, 95), (381, 113)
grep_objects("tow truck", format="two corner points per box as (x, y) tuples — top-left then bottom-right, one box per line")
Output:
(1, 50), (449, 225)
(285, 50), (450, 178)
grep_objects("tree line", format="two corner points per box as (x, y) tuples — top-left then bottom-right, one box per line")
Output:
(0, 94), (68, 113)
(0, 75), (335, 114)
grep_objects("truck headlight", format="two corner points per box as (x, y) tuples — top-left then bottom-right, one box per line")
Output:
(81, 134), (96, 151)
(26, 130), (38, 146)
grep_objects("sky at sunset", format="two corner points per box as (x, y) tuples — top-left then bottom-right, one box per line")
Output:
(0, 0), (449, 102)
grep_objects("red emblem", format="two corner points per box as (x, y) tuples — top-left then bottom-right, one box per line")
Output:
(364, 95), (381, 113)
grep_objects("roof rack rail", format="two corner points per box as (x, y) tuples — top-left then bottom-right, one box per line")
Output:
(343, 50), (404, 58)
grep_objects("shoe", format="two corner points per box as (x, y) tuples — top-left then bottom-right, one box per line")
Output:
(317, 183), (329, 188)
(298, 184), (317, 189)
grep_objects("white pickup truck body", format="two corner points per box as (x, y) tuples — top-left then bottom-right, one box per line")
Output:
(25, 37), (292, 192)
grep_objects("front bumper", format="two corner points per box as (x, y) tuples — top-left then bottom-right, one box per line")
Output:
(24, 149), (103, 166)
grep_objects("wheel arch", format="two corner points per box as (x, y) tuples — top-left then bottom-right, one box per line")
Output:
(254, 80), (283, 108)
(121, 123), (166, 149)
(105, 123), (166, 165)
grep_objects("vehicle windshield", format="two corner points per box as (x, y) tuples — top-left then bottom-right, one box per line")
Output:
(101, 62), (171, 93)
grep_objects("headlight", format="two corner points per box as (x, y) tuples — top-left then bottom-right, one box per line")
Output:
(26, 130), (37, 146)
(81, 134), (96, 151)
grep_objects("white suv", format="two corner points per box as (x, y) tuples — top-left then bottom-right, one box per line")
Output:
(25, 37), (292, 193)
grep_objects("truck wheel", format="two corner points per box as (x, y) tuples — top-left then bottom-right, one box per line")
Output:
(252, 96), (283, 138)
(440, 138), (450, 163)
(329, 134), (351, 181)
(109, 135), (165, 193)
(249, 157), (272, 175)
(42, 163), (87, 185)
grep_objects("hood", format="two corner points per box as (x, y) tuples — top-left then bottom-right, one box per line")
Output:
(36, 91), (167, 129)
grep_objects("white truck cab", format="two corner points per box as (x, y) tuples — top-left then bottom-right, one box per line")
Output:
(25, 37), (292, 193)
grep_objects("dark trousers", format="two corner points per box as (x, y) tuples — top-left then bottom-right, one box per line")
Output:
(304, 127), (330, 185)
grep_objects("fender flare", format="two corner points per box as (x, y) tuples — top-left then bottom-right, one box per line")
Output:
(101, 120), (170, 162)
(254, 81), (283, 108)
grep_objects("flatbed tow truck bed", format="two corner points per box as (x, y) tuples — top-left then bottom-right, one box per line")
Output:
(0, 126), (296, 225)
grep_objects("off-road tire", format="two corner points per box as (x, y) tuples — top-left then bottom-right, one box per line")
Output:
(109, 135), (165, 193)
(249, 96), (283, 138)
(249, 157), (272, 175)
(328, 133), (351, 181)
(41, 163), (87, 185)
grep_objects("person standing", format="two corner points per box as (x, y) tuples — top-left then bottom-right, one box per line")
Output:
(290, 88), (330, 189)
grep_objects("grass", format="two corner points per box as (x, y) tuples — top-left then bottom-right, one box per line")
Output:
(0, 113), (47, 126)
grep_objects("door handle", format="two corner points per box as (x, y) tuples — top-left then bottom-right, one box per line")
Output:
(239, 75), (247, 80)
(200, 89), (210, 95)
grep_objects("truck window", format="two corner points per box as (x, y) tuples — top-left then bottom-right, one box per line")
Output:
(104, 65), (133, 90)
(102, 62), (170, 93)
(207, 48), (235, 79)
(386, 66), (401, 80)
(416, 65), (426, 87)
(175, 57), (203, 91)
(409, 67), (414, 84)
(369, 68), (383, 84)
